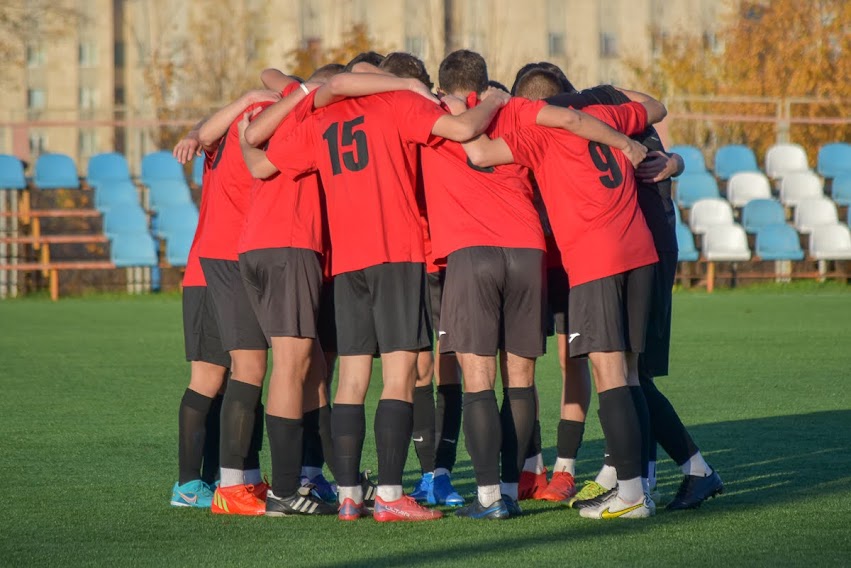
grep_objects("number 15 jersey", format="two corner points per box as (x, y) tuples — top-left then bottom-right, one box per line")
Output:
(502, 102), (658, 287)
(267, 90), (446, 276)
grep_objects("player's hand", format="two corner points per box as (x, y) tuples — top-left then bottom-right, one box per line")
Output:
(481, 86), (510, 107)
(172, 136), (202, 164)
(244, 89), (281, 105)
(440, 94), (468, 116)
(237, 108), (263, 143)
(636, 151), (679, 182)
(408, 79), (440, 105)
(622, 140), (649, 168)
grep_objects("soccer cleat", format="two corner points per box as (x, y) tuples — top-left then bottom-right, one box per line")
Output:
(338, 497), (369, 521)
(211, 484), (266, 516)
(667, 469), (724, 510)
(249, 480), (270, 502)
(410, 472), (434, 503)
(265, 485), (337, 517)
(502, 494), (523, 517)
(360, 470), (378, 511)
(579, 491), (654, 519)
(432, 474), (465, 507)
(302, 473), (337, 503)
(170, 479), (214, 508)
(373, 495), (443, 522)
(518, 468), (548, 500)
(455, 498), (510, 520)
(567, 480), (612, 508)
(539, 471), (577, 502)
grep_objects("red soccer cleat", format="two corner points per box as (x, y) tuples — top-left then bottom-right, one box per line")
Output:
(211, 484), (266, 516)
(338, 498), (369, 521)
(373, 495), (443, 522)
(249, 480), (270, 502)
(538, 471), (577, 502)
(519, 468), (549, 500)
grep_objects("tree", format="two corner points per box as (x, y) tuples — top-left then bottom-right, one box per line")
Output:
(0, 1), (79, 83)
(286, 23), (389, 79)
(628, 0), (851, 163)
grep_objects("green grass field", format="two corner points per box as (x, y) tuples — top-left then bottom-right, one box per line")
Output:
(2, 286), (850, 566)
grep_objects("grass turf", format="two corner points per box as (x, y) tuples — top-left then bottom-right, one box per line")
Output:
(1, 288), (850, 566)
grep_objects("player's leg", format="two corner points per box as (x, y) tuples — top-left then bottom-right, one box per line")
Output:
(300, 340), (337, 501)
(498, 351), (537, 514)
(410, 349), (437, 502)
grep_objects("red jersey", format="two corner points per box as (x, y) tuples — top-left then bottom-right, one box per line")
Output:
(197, 100), (274, 261)
(267, 90), (445, 275)
(182, 149), (215, 286)
(238, 84), (323, 254)
(421, 95), (546, 263)
(502, 102), (658, 286)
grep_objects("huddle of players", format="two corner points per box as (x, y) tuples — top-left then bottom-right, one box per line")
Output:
(169, 47), (724, 522)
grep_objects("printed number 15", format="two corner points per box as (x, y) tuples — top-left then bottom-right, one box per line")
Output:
(322, 116), (370, 175)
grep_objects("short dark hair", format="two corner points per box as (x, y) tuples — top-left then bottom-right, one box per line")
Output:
(536, 61), (576, 93)
(344, 51), (386, 72)
(308, 63), (345, 82)
(511, 63), (543, 95)
(438, 50), (488, 95)
(487, 80), (509, 93)
(514, 69), (563, 101)
(379, 52), (433, 89)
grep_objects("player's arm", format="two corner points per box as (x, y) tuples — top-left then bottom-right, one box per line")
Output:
(534, 105), (648, 167)
(260, 68), (297, 92)
(238, 112), (279, 179)
(611, 87), (668, 125)
(197, 90), (280, 150)
(172, 119), (205, 164)
(350, 62), (384, 74)
(313, 73), (438, 108)
(462, 136), (516, 168)
(636, 150), (685, 183)
(243, 83), (320, 147)
(430, 87), (510, 143)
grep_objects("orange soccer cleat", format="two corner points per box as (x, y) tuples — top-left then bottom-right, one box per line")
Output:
(538, 471), (577, 502)
(211, 484), (266, 516)
(373, 495), (444, 522)
(338, 498), (369, 521)
(518, 468), (549, 500)
(249, 480), (270, 502)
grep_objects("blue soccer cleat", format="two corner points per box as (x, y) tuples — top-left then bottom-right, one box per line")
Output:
(410, 472), (434, 503)
(301, 473), (338, 504)
(432, 473), (465, 507)
(170, 479), (214, 508)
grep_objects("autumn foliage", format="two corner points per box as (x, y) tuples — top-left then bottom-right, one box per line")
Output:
(287, 23), (388, 79)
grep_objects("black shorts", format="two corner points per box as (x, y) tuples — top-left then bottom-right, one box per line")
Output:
(239, 248), (323, 342)
(567, 264), (654, 358)
(427, 270), (446, 334)
(547, 266), (570, 336)
(318, 279), (337, 354)
(638, 251), (677, 378)
(200, 257), (268, 352)
(334, 262), (432, 356)
(182, 286), (230, 368)
(439, 246), (546, 358)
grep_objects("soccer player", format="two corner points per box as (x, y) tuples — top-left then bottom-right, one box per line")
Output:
(239, 69), (507, 522)
(464, 69), (667, 519)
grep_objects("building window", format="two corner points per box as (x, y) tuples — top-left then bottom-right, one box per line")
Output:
(29, 131), (48, 156)
(27, 89), (46, 109)
(26, 45), (46, 68)
(114, 42), (125, 68)
(79, 87), (99, 110)
(79, 42), (98, 67)
(405, 36), (425, 58)
(114, 87), (126, 106)
(79, 130), (98, 157)
(548, 33), (565, 57)
(600, 32), (618, 58)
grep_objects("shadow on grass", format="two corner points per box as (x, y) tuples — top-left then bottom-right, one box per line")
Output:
(336, 410), (851, 568)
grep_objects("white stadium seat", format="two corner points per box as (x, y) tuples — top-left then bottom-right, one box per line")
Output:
(689, 198), (735, 235)
(727, 172), (772, 207)
(809, 224), (851, 260)
(703, 224), (751, 261)
(794, 198), (838, 234)
(780, 171), (823, 207)
(765, 143), (810, 179)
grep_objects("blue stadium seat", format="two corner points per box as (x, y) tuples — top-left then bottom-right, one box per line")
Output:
(33, 153), (79, 189)
(154, 202), (199, 239)
(147, 179), (193, 211)
(676, 172), (720, 208)
(742, 199), (786, 234)
(87, 153), (131, 188)
(141, 151), (184, 187)
(110, 232), (158, 267)
(714, 144), (759, 181)
(192, 156), (205, 187)
(165, 228), (195, 267)
(669, 145), (707, 177)
(817, 143), (851, 179)
(103, 204), (149, 238)
(755, 224), (805, 261)
(93, 181), (140, 212)
(0, 154), (27, 189)
(676, 223), (700, 261)
(833, 173), (851, 207)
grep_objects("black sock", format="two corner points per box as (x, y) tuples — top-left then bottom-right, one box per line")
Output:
(526, 419), (542, 459)
(598, 387), (642, 481)
(500, 387), (537, 483)
(640, 376), (699, 465)
(178, 389), (214, 484)
(331, 404), (365, 487)
(201, 394), (223, 484)
(463, 390), (501, 487)
(318, 405), (335, 478)
(435, 384), (462, 471)
(267, 415), (303, 496)
(374, 399), (414, 487)
(602, 422), (614, 467)
(219, 380), (262, 470)
(412, 385), (436, 473)
(302, 408), (324, 469)
(557, 419), (585, 460)
(244, 402), (264, 471)
(629, 386), (651, 480)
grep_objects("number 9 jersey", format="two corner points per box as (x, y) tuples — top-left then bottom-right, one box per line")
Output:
(266, 90), (447, 276)
(501, 101), (659, 287)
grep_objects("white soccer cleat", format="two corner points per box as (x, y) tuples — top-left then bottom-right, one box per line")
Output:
(579, 491), (655, 519)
